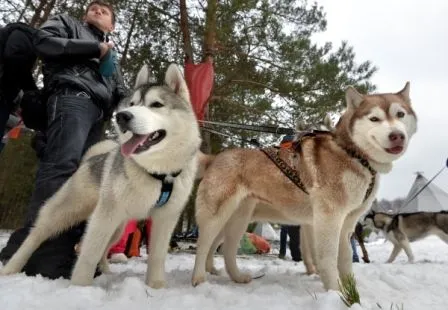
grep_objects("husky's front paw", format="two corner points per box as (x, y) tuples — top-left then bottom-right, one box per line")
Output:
(207, 266), (221, 276)
(206, 262), (220, 275)
(147, 279), (166, 289)
(71, 279), (93, 286)
(71, 274), (94, 286)
(109, 253), (128, 264)
(0, 265), (18, 276)
(99, 261), (111, 274)
(232, 272), (252, 284)
(322, 277), (340, 291)
(192, 274), (206, 287)
(0, 269), (10, 276)
(305, 264), (317, 275)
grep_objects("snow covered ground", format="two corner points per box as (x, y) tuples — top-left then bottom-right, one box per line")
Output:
(1, 230), (447, 310)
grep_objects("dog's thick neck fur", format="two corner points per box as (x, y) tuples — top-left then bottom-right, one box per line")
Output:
(132, 141), (200, 174)
(138, 148), (199, 178)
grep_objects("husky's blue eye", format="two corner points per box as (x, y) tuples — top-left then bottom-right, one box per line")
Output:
(151, 101), (164, 108)
(369, 116), (380, 122)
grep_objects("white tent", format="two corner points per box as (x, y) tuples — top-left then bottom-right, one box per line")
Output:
(399, 173), (448, 214)
(253, 222), (279, 241)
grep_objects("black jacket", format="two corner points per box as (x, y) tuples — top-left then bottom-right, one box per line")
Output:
(33, 14), (127, 117)
(0, 23), (38, 104)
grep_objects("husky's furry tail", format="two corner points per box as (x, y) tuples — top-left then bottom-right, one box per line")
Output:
(81, 140), (119, 163)
(197, 151), (215, 179)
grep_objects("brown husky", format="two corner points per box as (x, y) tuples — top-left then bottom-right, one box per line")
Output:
(191, 83), (417, 291)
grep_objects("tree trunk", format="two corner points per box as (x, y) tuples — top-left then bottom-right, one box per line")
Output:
(201, 0), (218, 153)
(202, 0), (217, 63)
(40, 0), (57, 26)
(29, 0), (48, 27)
(179, 0), (193, 62)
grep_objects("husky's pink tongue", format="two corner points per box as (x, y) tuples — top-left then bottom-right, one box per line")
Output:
(121, 134), (149, 157)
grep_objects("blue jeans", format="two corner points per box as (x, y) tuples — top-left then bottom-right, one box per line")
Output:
(24, 91), (104, 222)
(0, 89), (104, 277)
(351, 237), (360, 262)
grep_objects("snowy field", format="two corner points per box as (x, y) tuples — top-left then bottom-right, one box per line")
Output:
(1, 230), (447, 310)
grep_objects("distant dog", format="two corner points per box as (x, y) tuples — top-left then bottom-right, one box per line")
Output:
(364, 210), (448, 263)
(0, 64), (202, 289)
(192, 83), (417, 290)
(295, 113), (334, 132)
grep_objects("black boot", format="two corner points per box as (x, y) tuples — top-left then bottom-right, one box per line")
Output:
(0, 226), (30, 264)
(0, 223), (101, 280)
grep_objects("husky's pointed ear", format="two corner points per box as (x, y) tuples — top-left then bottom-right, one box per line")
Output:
(165, 63), (190, 103)
(397, 81), (411, 104)
(134, 64), (153, 89)
(345, 86), (364, 109)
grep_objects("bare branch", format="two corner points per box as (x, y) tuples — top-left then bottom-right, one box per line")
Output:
(147, 2), (178, 23)
(230, 79), (284, 94)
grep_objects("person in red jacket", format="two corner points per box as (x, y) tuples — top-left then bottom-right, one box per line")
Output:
(108, 220), (138, 263)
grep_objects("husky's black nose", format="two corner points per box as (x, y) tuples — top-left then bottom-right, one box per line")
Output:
(116, 111), (133, 132)
(388, 131), (405, 143)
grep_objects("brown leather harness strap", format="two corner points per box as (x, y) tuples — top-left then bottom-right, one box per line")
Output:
(260, 130), (377, 202)
(341, 147), (377, 202)
(260, 147), (309, 194)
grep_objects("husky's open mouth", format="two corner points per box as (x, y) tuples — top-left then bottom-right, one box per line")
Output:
(372, 136), (404, 155)
(385, 145), (404, 155)
(121, 130), (166, 157)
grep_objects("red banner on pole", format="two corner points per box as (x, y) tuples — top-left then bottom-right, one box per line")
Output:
(184, 60), (214, 121)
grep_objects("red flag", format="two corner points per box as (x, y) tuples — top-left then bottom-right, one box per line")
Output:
(184, 60), (214, 120)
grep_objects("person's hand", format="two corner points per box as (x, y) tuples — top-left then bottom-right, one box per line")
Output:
(99, 41), (114, 59)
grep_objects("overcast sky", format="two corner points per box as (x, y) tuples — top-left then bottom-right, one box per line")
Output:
(312, 0), (448, 200)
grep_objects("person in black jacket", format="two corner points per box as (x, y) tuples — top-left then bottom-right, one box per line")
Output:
(0, 24), (38, 152)
(0, 1), (127, 279)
